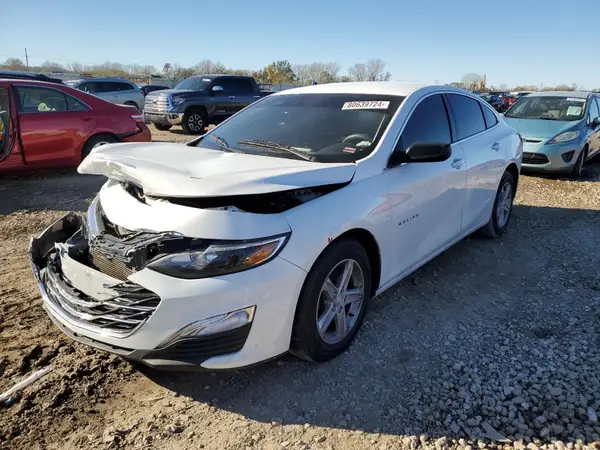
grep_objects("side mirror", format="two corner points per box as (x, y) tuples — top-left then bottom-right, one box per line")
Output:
(405, 142), (452, 162)
(212, 85), (224, 92)
(592, 117), (600, 127)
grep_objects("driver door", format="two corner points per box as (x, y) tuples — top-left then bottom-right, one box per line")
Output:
(382, 94), (467, 279)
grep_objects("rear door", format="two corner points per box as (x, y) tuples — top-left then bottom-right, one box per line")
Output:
(16, 85), (97, 164)
(233, 78), (260, 111)
(446, 93), (508, 231)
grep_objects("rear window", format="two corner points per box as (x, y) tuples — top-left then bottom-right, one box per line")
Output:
(481, 104), (498, 128)
(195, 93), (404, 163)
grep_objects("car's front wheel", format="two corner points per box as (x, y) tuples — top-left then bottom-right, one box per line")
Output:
(182, 108), (208, 134)
(480, 170), (515, 238)
(290, 239), (371, 362)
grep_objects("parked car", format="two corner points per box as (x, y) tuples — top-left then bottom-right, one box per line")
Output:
(512, 91), (533, 99)
(0, 79), (150, 173)
(30, 82), (522, 370)
(502, 95), (518, 109)
(503, 91), (600, 178)
(480, 93), (506, 112)
(141, 84), (169, 97)
(64, 77), (144, 111)
(143, 74), (273, 133)
(0, 70), (64, 84)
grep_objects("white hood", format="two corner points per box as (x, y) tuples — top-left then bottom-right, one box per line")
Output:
(78, 142), (356, 197)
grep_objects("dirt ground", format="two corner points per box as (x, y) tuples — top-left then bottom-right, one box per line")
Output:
(1, 125), (600, 450)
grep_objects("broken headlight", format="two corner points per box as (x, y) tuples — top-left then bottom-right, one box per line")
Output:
(147, 234), (290, 279)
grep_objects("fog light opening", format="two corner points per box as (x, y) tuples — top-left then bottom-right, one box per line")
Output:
(561, 150), (575, 163)
(158, 306), (256, 348)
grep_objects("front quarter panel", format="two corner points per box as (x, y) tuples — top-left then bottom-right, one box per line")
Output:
(280, 175), (393, 285)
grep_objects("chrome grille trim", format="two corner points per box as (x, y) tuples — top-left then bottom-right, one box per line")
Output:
(144, 93), (170, 114)
(42, 252), (161, 337)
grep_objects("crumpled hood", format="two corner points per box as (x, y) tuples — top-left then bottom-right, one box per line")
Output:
(503, 117), (582, 140)
(78, 142), (356, 197)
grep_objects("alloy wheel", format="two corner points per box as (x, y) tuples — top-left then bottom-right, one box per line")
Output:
(496, 181), (513, 228)
(188, 114), (204, 133)
(316, 259), (365, 344)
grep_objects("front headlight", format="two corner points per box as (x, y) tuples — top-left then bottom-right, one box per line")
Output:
(147, 234), (290, 279)
(171, 96), (185, 106)
(548, 131), (580, 144)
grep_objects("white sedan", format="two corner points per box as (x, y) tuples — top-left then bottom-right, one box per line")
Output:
(29, 82), (522, 369)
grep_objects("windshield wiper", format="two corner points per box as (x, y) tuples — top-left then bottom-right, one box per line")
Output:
(237, 139), (313, 161)
(209, 135), (245, 153)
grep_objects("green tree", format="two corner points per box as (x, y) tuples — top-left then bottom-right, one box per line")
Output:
(259, 60), (297, 84)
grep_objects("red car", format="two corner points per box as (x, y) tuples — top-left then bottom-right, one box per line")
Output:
(0, 79), (151, 173)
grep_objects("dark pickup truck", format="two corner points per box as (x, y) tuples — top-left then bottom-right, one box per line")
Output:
(143, 74), (272, 134)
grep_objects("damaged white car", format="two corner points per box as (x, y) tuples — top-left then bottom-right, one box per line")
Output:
(30, 83), (522, 370)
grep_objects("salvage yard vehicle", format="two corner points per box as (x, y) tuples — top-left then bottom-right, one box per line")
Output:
(503, 91), (600, 178)
(65, 77), (145, 111)
(30, 82), (522, 370)
(0, 79), (150, 173)
(143, 74), (273, 134)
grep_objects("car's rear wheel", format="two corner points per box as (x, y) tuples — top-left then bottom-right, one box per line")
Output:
(480, 170), (515, 238)
(569, 146), (587, 179)
(154, 123), (172, 131)
(82, 134), (118, 159)
(182, 108), (208, 134)
(290, 239), (371, 362)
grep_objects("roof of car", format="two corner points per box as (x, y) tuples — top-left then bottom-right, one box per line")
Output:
(276, 81), (438, 97)
(527, 91), (594, 98)
(67, 77), (137, 83)
(0, 78), (67, 87)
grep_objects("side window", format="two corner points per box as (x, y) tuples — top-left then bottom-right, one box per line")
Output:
(588, 97), (599, 121)
(481, 103), (498, 128)
(447, 94), (487, 140)
(214, 77), (234, 93)
(116, 82), (134, 91)
(77, 82), (95, 94)
(16, 87), (68, 113)
(234, 78), (254, 93)
(397, 94), (451, 153)
(66, 95), (89, 111)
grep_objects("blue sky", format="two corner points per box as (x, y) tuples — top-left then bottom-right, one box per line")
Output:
(2, 0), (598, 89)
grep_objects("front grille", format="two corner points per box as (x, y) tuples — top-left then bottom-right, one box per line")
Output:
(143, 324), (251, 364)
(43, 252), (161, 335)
(89, 246), (134, 281)
(523, 152), (549, 165)
(144, 94), (170, 113)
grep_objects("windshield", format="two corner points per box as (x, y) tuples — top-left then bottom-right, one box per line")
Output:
(505, 96), (587, 121)
(194, 93), (403, 163)
(174, 76), (211, 91)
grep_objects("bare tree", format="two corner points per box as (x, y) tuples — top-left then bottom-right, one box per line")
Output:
(460, 73), (484, 90)
(293, 62), (341, 84)
(192, 59), (227, 75)
(348, 59), (391, 82)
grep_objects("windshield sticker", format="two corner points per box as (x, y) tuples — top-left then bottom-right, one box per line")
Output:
(567, 98), (586, 102)
(343, 147), (357, 153)
(342, 101), (390, 110)
(566, 106), (583, 116)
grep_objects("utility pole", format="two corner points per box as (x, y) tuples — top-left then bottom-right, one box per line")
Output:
(24, 48), (29, 68)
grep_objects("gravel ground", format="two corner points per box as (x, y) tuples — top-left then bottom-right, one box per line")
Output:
(1, 125), (600, 450)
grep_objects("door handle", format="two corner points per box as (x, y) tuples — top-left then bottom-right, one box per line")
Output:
(254, 96), (260, 99)
(81, 116), (93, 122)
(229, 96), (236, 99)
(451, 157), (463, 169)
(492, 142), (501, 151)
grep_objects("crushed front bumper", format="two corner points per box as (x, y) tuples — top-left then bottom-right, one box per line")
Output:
(29, 212), (306, 369)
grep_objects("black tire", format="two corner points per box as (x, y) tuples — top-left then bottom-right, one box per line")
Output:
(182, 108), (208, 135)
(82, 134), (118, 160)
(480, 170), (515, 238)
(124, 101), (140, 111)
(569, 147), (587, 179)
(154, 123), (172, 131)
(290, 239), (372, 362)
